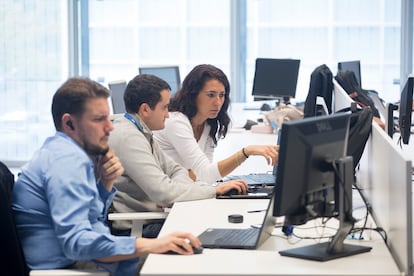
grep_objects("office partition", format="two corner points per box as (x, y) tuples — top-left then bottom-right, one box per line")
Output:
(334, 83), (413, 275)
(356, 123), (412, 276)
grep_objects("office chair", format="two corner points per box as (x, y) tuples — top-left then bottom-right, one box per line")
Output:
(0, 161), (110, 275)
(0, 161), (166, 276)
(303, 64), (333, 118)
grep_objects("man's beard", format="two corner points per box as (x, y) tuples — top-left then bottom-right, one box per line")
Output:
(84, 141), (108, 156)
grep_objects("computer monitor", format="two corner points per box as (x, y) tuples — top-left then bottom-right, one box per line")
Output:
(108, 80), (127, 114)
(338, 60), (361, 87)
(398, 76), (413, 145)
(273, 113), (371, 261)
(139, 66), (181, 95)
(252, 58), (300, 104)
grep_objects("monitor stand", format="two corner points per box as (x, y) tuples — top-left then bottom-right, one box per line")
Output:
(279, 157), (372, 261)
(385, 103), (398, 138)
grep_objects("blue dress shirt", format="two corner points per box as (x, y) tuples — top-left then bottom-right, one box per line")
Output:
(12, 132), (138, 275)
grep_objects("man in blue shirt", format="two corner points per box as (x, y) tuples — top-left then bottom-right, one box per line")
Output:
(12, 77), (201, 276)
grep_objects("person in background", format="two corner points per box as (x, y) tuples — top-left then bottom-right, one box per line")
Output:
(154, 64), (279, 184)
(12, 77), (201, 276)
(108, 74), (247, 238)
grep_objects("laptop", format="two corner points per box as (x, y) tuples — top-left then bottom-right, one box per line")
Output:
(223, 129), (281, 188)
(198, 195), (275, 249)
(222, 130), (280, 187)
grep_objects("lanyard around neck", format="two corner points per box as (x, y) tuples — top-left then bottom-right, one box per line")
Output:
(124, 112), (154, 153)
(124, 113), (143, 133)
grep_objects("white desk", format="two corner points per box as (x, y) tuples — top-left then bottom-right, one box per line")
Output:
(141, 102), (402, 275)
(140, 198), (401, 276)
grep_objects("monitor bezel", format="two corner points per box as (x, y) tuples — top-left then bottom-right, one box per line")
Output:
(398, 76), (413, 145)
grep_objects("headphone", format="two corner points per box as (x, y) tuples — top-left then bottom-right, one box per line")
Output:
(66, 120), (75, 130)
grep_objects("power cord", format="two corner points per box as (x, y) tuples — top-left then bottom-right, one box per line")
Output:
(349, 226), (387, 243)
(351, 181), (371, 239)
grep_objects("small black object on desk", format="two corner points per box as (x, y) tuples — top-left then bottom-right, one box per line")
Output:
(228, 214), (244, 223)
(260, 103), (272, 111)
(243, 119), (258, 130)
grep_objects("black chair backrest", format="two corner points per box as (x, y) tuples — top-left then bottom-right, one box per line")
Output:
(304, 64), (333, 118)
(336, 106), (373, 170)
(0, 162), (30, 276)
(335, 70), (380, 118)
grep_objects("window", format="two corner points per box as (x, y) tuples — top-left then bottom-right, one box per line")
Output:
(0, 0), (407, 164)
(246, 0), (401, 103)
(88, 0), (231, 85)
(0, 1), (68, 164)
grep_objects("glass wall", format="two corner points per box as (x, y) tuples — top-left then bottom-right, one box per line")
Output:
(0, 0), (405, 163)
(0, 1), (68, 164)
(88, 0), (231, 87)
(245, 0), (401, 103)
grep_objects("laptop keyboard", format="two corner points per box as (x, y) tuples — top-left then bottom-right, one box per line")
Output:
(199, 228), (259, 247)
(223, 228), (259, 245)
(227, 173), (276, 185)
(244, 174), (275, 185)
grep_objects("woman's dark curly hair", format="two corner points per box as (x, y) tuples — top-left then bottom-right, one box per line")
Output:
(169, 64), (231, 145)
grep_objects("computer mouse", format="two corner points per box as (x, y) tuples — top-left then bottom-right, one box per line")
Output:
(243, 119), (258, 130)
(223, 188), (240, 196)
(260, 103), (272, 111)
(165, 244), (204, 255)
(192, 245), (204, 254)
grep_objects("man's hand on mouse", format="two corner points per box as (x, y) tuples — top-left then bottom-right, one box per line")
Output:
(135, 232), (203, 255)
(215, 179), (248, 196)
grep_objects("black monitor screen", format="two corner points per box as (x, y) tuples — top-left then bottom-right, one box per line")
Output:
(252, 58), (300, 100)
(399, 76), (413, 145)
(338, 60), (361, 87)
(139, 66), (181, 95)
(272, 113), (371, 261)
(108, 80), (127, 114)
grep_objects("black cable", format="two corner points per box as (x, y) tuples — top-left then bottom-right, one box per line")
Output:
(280, 161), (388, 246)
(331, 161), (354, 220)
(332, 159), (373, 240)
(352, 180), (371, 239)
(349, 226), (387, 243)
